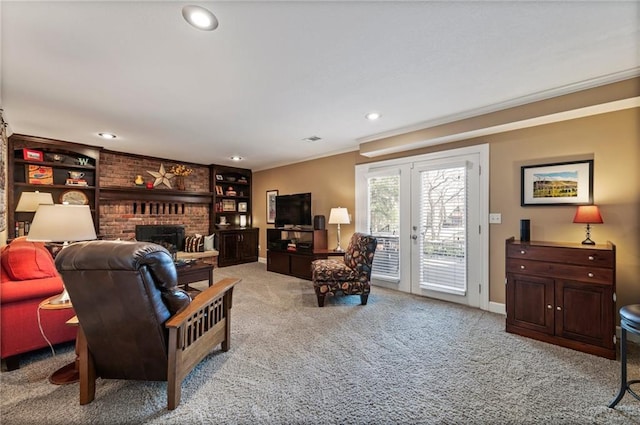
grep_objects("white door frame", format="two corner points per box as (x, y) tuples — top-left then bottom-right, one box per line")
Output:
(355, 144), (489, 311)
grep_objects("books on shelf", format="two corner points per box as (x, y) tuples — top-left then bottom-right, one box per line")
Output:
(65, 178), (88, 186)
(15, 221), (30, 237)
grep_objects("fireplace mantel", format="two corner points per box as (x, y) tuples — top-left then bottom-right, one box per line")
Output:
(100, 186), (213, 204)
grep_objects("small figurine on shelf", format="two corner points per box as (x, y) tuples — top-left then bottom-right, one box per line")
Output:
(134, 175), (145, 186)
(146, 181), (154, 189)
(66, 171), (88, 186)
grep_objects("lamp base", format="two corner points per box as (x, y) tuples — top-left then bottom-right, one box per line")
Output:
(333, 247), (345, 253)
(49, 288), (71, 305)
(581, 224), (596, 245)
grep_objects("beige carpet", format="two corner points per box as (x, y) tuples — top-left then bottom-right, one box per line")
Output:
(1, 262), (639, 424)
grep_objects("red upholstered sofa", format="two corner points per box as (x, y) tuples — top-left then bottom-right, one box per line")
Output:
(1, 238), (76, 370)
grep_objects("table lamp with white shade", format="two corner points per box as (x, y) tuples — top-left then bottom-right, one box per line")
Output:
(27, 204), (97, 304)
(328, 207), (350, 252)
(15, 191), (54, 212)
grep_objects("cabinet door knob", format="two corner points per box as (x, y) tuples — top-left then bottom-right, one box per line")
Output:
(520, 265), (525, 270)
(556, 306), (562, 311)
(588, 255), (595, 261)
(588, 272), (594, 278)
(547, 304), (553, 309)
(520, 250), (526, 255)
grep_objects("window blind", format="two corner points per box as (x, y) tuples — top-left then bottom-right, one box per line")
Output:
(419, 165), (467, 294)
(367, 173), (400, 279)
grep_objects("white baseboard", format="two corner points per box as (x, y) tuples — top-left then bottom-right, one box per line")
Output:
(489, 301), (505, 315)
(258, 257), (266, 264)
(618, 327), (640, 344)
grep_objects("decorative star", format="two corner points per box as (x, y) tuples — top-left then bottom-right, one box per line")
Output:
(147, 164), (175, 188)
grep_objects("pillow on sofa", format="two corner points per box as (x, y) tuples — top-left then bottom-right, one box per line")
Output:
(1, 240), (58, 281)
(204, 234), (215, 251)
(184, 235), (204, 253)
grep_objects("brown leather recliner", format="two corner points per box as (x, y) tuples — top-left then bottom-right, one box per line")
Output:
(55, 240), (240, 410)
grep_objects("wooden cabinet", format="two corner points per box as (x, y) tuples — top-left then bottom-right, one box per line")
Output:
(505, 237), (616, 359)
(266, 228), (335, 280)
(8, 134), (101, 238)
(217, 228), (258, 267)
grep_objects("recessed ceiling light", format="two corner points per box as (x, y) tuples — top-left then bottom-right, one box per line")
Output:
(230, 156), (243, 161)
(182, 5), (218, 31)
(98, 132), (116, 139)
(365, 112), (381, 121)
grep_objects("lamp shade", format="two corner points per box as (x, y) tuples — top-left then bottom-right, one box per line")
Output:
(15, 191), (54, 212)
(328, 207), (350, 225)
(573, 205), (604, 224)
(27, 204), (97, 242)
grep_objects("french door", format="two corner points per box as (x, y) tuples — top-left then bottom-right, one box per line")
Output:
(355, 145), (488, 309)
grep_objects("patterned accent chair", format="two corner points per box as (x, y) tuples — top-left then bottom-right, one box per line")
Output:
(311, 233), (377, 307)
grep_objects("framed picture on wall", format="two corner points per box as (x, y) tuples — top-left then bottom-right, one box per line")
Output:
(266, 190), (278, 224)
(521, 159), (593, 206)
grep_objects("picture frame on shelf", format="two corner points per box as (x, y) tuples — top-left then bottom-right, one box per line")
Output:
(27, 165), (53, 184)
(60, 189), (89, 205)
(222, 199), (236, 212)
(521, 159), (593, 206)
(216, 174), (223, 181)
(215, 185), (223, 195)
(22, 149), (44, 162)
(238, 202), (247, 212)
(266, 189), (278, 224)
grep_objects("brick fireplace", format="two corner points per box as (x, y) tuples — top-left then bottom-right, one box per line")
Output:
(98, 151), (211, 240)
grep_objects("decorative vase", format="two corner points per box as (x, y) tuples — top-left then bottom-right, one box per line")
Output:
(175, 176), (186, 191)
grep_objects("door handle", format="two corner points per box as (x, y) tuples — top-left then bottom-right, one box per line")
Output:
(411, 235), (418, 240)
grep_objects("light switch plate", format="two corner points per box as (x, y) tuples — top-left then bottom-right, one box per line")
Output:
(489, 213), (502, 224)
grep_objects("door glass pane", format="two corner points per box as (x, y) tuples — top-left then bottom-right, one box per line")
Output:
(419, 165), (467, 294)
(368, 174), (400, 279)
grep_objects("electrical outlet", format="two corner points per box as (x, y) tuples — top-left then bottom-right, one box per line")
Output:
(489, 213), (502, 224)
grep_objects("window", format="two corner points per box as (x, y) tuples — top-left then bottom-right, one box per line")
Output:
(367, 171), (400, 280)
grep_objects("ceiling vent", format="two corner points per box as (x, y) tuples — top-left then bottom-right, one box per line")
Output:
(302, 136), (322, 142)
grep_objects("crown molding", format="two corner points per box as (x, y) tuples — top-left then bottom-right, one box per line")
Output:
(358, 69), (640, 146)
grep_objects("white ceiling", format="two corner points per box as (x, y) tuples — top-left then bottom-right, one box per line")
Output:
(2, 1), (639, 171)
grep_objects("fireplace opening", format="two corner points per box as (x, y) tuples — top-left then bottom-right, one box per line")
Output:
(135, 225), (185, 253)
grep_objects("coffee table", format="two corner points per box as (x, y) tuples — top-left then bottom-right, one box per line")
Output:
(176, 261), (214, 293)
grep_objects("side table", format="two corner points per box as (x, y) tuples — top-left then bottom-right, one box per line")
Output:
(39, 295), (78, 385)
(176, 261), (214, 294)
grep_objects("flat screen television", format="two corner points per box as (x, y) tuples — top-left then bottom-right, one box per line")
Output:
(275, 193), (312, 228)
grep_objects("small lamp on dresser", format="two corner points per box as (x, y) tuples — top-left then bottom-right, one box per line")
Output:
(573, 205), (603, 245)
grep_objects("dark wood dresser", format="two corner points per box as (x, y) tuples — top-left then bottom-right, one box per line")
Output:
(505, 237), (616, 359)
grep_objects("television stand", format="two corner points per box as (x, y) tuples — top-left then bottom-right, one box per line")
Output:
(266, 228), (341, 280)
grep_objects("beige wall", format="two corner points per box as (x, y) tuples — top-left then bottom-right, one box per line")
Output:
(253, 151), (361, 253)
(254, 107), (639, 311)
(487, 109), (639, 307)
